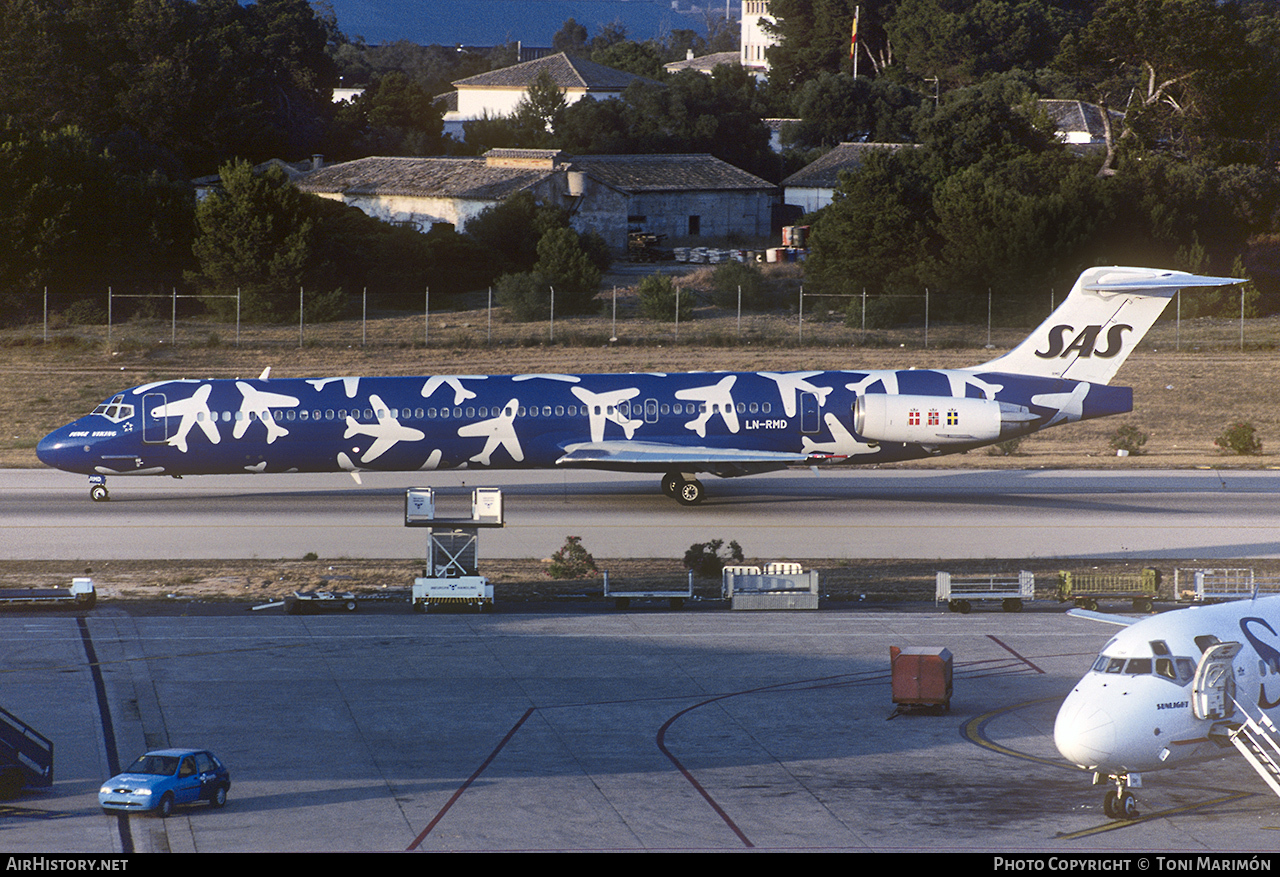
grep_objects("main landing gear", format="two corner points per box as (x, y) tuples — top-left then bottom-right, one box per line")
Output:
(1099, 773), (1140, 819)
(661, 471), (704, 506)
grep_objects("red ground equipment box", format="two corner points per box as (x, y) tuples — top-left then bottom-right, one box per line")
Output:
(890, 646), (953, 712)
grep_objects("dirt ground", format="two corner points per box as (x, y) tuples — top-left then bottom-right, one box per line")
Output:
(4, 555), (1278, 609)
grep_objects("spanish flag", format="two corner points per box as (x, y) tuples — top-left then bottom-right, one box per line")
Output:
(850, 8), (859, 59)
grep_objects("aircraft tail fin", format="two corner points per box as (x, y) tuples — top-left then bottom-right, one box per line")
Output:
(970, 267), (1244, 384)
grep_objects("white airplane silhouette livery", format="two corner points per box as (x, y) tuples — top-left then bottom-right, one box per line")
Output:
(457, 399), (523, 465)
(233, 381), (299, 444)
(343, 394), (426, 463)
(154, 384), (220, 454)
(421, 375), (486, 406)
(572, 386), (643, 442)
(675, 376), (740, 437)
(759, 372), (833, 416)
(307, 377), (361, 398)
(802, 413), (876, 458)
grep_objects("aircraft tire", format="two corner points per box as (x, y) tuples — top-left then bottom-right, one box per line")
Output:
(90, 485), (109, 502)
(1120, 791), (1138, 818)
(675, 479), (704, 506)
(661, 472), (680, 497)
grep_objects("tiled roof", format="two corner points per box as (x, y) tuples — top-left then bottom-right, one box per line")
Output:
(567, 154), (775, 193)
(782, 143), (911, 188)
(296, 156), (557, 201)
(453, 52), (657, 91)
(663, 51), (740, 74)
(297, 153), (775, 200)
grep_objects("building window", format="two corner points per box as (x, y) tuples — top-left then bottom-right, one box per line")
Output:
(688, 215), (701, 236)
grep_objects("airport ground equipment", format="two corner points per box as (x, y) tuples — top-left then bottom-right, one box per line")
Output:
(935, 571), (1034, 613)
(1173, 568), (1280, 603)
(722, 562), (818, 610)
(889, 646), (953, 714)
(0, 577), (96, 609)
(285, 590), (357, 614)
(1057, 568), (1160, 611)
(603, 569), (693, 609)
(0, 704), (53, 799)
(406, 487), (502, 613)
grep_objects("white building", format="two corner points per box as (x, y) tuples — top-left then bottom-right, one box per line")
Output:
(740, 1), (777, 73)
(441, 52), (659, 138)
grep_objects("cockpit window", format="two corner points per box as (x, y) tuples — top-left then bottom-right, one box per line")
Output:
(1093, 653), (1195, 685)
(91, 395), (135, 424)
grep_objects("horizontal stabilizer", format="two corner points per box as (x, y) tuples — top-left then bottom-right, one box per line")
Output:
(972, 267), (1245, 384)
(1083, 272), (1241, 292)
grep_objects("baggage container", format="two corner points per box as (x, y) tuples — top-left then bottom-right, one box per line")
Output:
(890, 646), (953, 712)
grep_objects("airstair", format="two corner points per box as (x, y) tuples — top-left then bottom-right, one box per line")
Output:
(1193, 640), (1280, 798)
(1226, 698), (1280, 798)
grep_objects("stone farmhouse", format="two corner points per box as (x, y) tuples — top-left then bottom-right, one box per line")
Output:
(296, 149), (778, 252)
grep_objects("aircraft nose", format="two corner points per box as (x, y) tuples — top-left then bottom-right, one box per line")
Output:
(1054, 689), (1116, 769)
(36, 429), (67, 467)
(36, 426), (84, 471)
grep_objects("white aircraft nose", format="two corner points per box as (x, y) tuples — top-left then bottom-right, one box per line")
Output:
(1054, 689), (1116, 769)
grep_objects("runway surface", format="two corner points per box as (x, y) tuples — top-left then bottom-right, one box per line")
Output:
(4, 467), (1280, 560)
(4, 604), (1279, 853)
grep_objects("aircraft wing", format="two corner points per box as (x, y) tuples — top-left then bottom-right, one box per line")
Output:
(556, 441), (809, 469)
(1066, 608), (1138, 627)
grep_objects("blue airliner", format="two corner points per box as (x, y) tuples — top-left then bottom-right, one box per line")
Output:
(37, 267), (1241, 504)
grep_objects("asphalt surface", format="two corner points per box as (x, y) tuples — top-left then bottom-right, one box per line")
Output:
(5, 467), (1280, 560)
(4, 602), (1280, 853)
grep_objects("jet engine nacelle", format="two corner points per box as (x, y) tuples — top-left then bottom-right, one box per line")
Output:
(853, 395), (1033, 445)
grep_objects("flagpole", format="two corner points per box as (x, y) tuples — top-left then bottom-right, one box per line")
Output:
(852, 5), (859, 78)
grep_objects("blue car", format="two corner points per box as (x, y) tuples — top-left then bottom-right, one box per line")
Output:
(99, 749), (230, 817)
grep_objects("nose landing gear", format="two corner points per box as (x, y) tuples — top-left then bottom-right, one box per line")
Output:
(89, 476), (109, 502)
(1099, 773), (1140, 819)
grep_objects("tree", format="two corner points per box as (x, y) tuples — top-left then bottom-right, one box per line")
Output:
(886, 0), (1087, 88)
(785, 72), (923, 149)
(552, 18), (589, 56)
(0, 0), (339, 174)
(637, 274), (693, 321)
(513, 70), (569, 144)
(0, 123), (193, 324)
(464, 191), (572, 278)
(533, 227), (603, 313)
(764, 0), (867, 87)
(188, 160), (329, 322)
(1054, 0), (1269, 161)
(329, 71), (444, 158)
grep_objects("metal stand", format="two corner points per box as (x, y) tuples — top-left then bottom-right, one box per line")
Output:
(406, 488), (504, 612)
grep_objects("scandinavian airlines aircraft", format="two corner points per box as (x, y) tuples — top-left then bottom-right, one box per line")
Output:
(37, 267), (1242, 503)
(1055, 596), (1280, 819)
